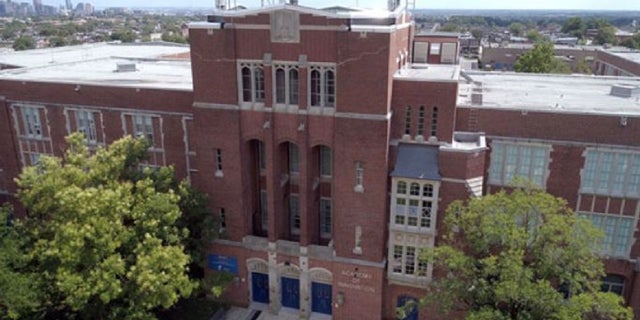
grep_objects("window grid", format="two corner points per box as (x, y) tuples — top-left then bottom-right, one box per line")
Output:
(240, 63), (266, 103)
(393, 180), (437, 231)
(581, 150), (640, 197)
(320, 197), (332, 238)
(601, 275), (625, 295)
(417, 106), (425, 136)
(488, 142), (549, 187)
(355, 162), (364, 187)
(22, 106), (42, 138)
(289, 143), (299, 174)
(215, 149), (223, 172)
(290, 194), (300, 235)
(391, 245), (428, 278)
(133, 114), (154, 144)
(274, 65), (299, 105)
(579, 212), (634, 257)
(75, 109), (97, 143)
(430, 106), (438, 137)
(319, 146), (332, 177)
(309, 66), (336, 108)
(404, 106), (412, 135)
(219, 208), (226, 230)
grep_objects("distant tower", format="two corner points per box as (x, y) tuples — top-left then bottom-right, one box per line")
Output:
(32, 0), (42, 15)
(215, 0), (236, 10)
(65, 0), (73, 10)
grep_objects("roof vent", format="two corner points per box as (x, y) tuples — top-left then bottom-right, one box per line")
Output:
(610, 84), (640, 98)
(115, 62), (137, 73)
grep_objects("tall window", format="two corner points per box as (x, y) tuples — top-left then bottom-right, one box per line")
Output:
(488, 142), (549, 187)
(215, 148), (223, 173)
(75, 109), (97, 143)
(274, 65), (299, 105)
(581, 150), (640, 197)
(290, 194), (300, 235)
(393, 180), (437, 231)
(240, 63), (265, 103)
(579, 212), (634, 257)
(22, 106), (42, 138)
(355, 161), (364, 192)
(260, 190), (268, 232)
(309, 66), (336, 108)
(219, 208), (226, 231)
(289, 143), (299, 174)
(133, 114), (154, 143)
(430, 106), (438, 137)
(404, 106), (412, 135)
(320, 198), (332, 238)
(417, 106), (425, 136)
(258, 140), (266, 171)
(319, 146), (332, 177)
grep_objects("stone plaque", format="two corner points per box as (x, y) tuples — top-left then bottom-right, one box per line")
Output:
(271, 10), (300, 43)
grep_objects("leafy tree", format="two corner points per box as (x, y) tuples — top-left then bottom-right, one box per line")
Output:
(8, 133), (199, 319)
(421, 185), (633, 320)
(110, 29), (136, 42)
(594, 25), (618, 45)
(525, 29), (544, 43)
(49, 36), (68, 47)
(514, 42), (571, 74)
(621, 33), (640, 49)
(562, 17), (586, 38)
(12, 35), (35, 51)
(509, 22), (524, 36)
(575, 58), (593, 75)
(470, 29), (483, 40)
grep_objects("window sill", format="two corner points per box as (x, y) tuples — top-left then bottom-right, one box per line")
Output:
(354, 185), (364, 193)
(389, 224), (436, 235)
(215, 170), (224, 178)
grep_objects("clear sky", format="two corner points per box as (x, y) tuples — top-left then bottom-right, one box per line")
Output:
(44, 0), (640, 10)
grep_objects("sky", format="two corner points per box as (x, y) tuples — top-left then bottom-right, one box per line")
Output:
(44, 0), (640, 10)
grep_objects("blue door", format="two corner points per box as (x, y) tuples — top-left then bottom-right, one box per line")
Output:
(281, 277), (300, 309)
(311, 282), (332, 315)
(251, 272), (269, 304)
(397, 295), (418, 320)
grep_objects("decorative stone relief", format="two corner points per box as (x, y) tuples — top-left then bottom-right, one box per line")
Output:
(271, 10), (300, 43)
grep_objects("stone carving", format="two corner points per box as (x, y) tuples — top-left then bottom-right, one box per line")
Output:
(271, 10), (300, 43)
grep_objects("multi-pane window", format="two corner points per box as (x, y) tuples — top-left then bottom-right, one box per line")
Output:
(215, 149), (223, 173)
(581, 150), (640, 197)
(219, 208), (226, 231)
(489, 142), (549, 187)
(240, 63), (265, 103)
(404, 106), (412, 135)
(430, 106), (438, 137)
(290, 194), (300, 235)
(75, 110), (98, 143)
(579, 212), (634, 257)
(289, 143), (299, 174)
(601, 274), (625, 295)
(355, 162), (364, 190)
(133, 114), (154, 144)
(258, 141), (266, 171)
(309, 66), (336, 108)
(320, 198), (332, 238)
(417, 106), (425, 136)
(393, 180), (437, 230)
(260, 190), (268, 232)
(392, 245), (428, 277)
(22, 106), (42, 138)
(274, 65), (299, 105)
(319, 146), (332, 177)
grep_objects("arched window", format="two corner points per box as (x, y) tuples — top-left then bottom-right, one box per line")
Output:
(275, 68), (286, 103)
(289, 69), (299, 104)
(241, 67), (252, 102)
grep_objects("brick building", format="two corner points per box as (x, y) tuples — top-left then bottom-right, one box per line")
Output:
(0, 3), (640, 320)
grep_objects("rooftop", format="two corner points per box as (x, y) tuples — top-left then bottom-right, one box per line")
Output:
(0, 42), (192, 90)
(0, 42), (190, 69)
(458, 71), (640, 116)
(608, 51), (640, 65)
(394, 64), (460, 82)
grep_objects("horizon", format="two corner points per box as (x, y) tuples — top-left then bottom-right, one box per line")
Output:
(36, 0), (640, 11)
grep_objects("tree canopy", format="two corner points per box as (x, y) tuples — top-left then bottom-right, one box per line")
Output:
(421, 185), (632, 320)
(0, 133), (206, 319)
(514, 42), (571, 74)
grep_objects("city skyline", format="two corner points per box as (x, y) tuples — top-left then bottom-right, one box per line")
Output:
(32, 0), (640, 10)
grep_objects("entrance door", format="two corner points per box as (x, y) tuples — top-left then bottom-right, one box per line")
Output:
(281, 277), (300, 309)
(251, 272), (269, 304)
(311, 282), (332, 315)
(397, 295), (418, 320)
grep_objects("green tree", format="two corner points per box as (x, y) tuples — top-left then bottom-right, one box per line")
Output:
(420, 185), (633, 320)
(509, 22), (524, 36)
(594, 25), (618, 45)
(525, 29), (544, 43)
(514, 42), (571, 74)
(575, 58), (593, 75)
(11, 133), (198, 319)
(12, 35), (35, 51)
(621, 33), (640, 49)
(470, 29), (483, 40)
(562, 17), (586, 38)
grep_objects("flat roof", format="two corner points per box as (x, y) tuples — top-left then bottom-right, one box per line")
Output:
(609, 51), (640, 64)
(459, 71), (640, 116)
(0, 42), (190, 69)
(0, 57), (192, 90)
(394, 64), (460, 82)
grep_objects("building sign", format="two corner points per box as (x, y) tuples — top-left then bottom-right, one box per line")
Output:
(337, 269), (376, 293)
(208, 254), (238, 274)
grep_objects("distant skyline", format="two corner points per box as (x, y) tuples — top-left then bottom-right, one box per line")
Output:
(40, 0), (640, 11)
